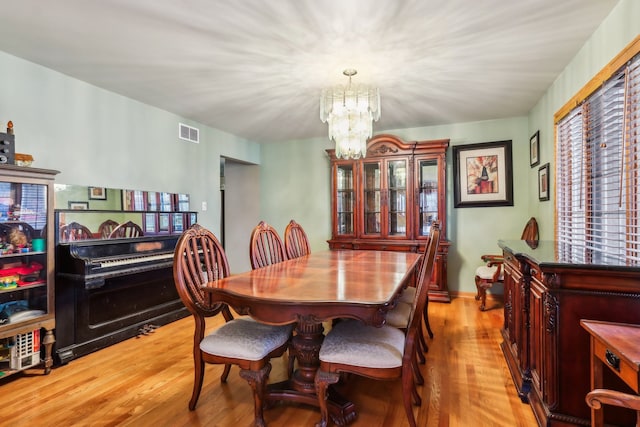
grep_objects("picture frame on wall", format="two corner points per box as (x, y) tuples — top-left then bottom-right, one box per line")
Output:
(453, 140), (514, 208)
(538, 163), (550, 201)
(88, 186), (107, 200)
(68, 201), (89, 210)
(530, 130), (540, 167)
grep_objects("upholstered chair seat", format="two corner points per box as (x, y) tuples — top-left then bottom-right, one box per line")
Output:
(319, 320), (405, 368)
(199, 317), (293, 360)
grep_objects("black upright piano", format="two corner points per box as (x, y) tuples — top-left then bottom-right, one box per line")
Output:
(55, 235), (188, 364)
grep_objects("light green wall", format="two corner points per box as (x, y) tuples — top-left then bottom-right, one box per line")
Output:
(0, 50), (261, 237)
(259, 136), (333, 254)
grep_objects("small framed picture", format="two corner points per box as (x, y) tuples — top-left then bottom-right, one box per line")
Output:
(538, 163), (550, 201)
(530, 131), (540, 167)
(88, 186), (107, 200)
(68, 201), (89, 210)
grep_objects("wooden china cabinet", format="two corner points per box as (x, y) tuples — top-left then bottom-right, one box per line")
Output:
(327, 134), (451, 302)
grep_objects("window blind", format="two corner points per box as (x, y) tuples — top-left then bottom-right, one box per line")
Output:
(556, 52), (640, 265)
(20, 183), (47, 230)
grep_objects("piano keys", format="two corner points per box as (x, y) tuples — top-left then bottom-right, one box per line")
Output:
(55, 235), (188, 364)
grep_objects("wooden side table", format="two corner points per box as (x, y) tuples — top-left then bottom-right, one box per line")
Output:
(580, 319), (640, 426)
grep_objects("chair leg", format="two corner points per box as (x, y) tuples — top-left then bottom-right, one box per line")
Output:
(239, 363), (272, 427)
(315, 370), (340, 427)
(475, 276), (488, 311)
(474, 275), (483, 300)
(402, 362), (419, 427)
(423, 304), (434, 339)
(220, 364), (232, 382)
(189, 351), (205, 410)
(416, 330), (427, 364)
(411, 376), (422, 406)
(412, 352), (424, 385)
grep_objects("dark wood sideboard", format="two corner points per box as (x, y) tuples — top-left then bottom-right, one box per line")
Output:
(499, 240), (640, 426)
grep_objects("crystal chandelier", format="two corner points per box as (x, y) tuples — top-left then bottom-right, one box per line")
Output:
(320, 69), (380, 159)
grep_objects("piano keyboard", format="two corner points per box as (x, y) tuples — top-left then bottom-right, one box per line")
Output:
(97, 252), (174, 268)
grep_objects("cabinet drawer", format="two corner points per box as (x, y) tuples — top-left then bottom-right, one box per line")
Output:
(593, 339), (640, 392)
(328, 242), (354, 250)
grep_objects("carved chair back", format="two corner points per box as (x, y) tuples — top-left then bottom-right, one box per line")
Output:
(108, 221), (143, 238)
(249, 220), (287, 269)
(284, 219), (311, 259)
(60, 222), (93, 241)
(98, 219), (119, 239)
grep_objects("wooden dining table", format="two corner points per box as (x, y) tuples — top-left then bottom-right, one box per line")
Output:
(202, 249), (421, 425)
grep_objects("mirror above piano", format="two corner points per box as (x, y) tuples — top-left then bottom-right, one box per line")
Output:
(54, 184), (197, 243)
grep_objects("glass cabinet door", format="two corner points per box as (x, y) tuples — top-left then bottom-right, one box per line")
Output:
(0, 181), (50, 315)
(387, 159), (407, 236)
(363, 162), (381, 234)
(336, 164), (354, 235)
(418, 159), (438, 236)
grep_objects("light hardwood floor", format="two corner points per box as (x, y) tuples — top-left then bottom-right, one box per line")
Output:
(1, 296), (537, 427)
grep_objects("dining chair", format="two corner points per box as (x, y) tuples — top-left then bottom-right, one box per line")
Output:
(284, 219), (310, 259)
(173, 223), (294, 427)
(380, 224), (436, 379)
(59, 221), (93, 241)
(474, 217), (538, 311)
(108, 220), (144, 238)
(249, 220), (287, 269)
(586, 388), (640, 426)
(386, 246), (433, 369)
(98, 219), (119, 239)
(314, 222), (441, 427)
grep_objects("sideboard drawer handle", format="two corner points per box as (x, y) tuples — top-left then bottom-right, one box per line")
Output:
(605, 349), (620, 371)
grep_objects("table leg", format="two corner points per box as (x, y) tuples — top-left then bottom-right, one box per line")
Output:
(266, 318), (357, 425)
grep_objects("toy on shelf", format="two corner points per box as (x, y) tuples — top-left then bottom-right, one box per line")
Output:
(0, 262), (43, 287)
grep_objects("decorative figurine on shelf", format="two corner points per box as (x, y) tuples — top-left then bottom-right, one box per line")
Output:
(6, 121), (13, 135)
(7, 204), (20, 220)
(8, 228), (27, 252)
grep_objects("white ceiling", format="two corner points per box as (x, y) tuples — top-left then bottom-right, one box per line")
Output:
(0, 0), (619, 143)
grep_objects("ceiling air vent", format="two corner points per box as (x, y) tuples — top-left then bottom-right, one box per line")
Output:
(178, 123), (199, 143)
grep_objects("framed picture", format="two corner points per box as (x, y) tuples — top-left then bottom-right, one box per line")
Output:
(68, 201), (89, 210)
(530, 131), (540, 167)
(88, 186), (107, 200)
(453, 140), (514, 208)
(538, 163), (550, 201)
